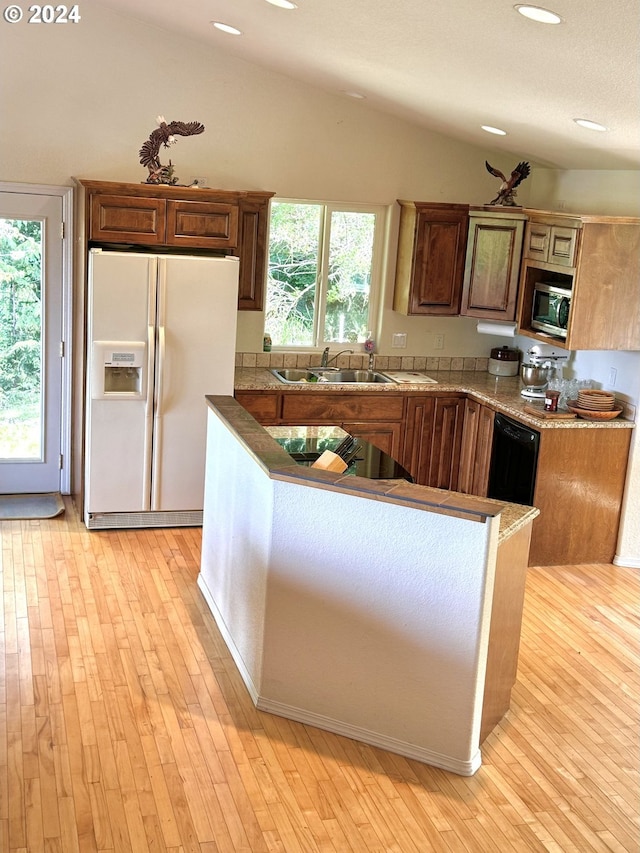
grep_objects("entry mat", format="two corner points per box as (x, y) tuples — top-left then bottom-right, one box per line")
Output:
(0, 492), (65, 520)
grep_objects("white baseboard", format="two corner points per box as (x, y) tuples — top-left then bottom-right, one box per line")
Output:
(613, 553), (640, 569)
(256, 696), (482, 777)
(197, 573), (481, 776)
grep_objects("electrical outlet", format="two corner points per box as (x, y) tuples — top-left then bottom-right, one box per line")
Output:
(434, 334), (444, 350)
(608, 367), (617, 387)
(391, 333), (407, 348)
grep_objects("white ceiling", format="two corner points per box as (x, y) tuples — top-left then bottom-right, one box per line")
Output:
(97, 0), (640, 170)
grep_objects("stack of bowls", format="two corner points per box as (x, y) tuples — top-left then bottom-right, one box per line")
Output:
(576, 389), (616, 411)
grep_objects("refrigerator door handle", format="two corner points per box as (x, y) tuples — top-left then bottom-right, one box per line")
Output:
(142, 322), (155, 510)
(151, 323), (165, 510)
(151, 263), (167, 512)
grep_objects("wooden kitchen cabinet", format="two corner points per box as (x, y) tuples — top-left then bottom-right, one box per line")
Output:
(234, 391), (280, 424)
(235, 391), (406, 457)
(460, 207), (526, 321)
(428, 396), (465, 489)
(523, 218), (578, 267)
(402, 395), (465, 489)
(342, 422), (403, 458)
(458, 398), (494, 497)
(77, 179), (275, 309)
(529, 424), (631, 566)
(235, 195), (272, 310)
(402, 397), (436, 483)
(280, 393), (405, 425)
(393, 202), (469, 315)
(517, 210), (640, 350)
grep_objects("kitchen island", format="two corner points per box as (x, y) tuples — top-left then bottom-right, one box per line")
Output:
(198, 395), (538, 776)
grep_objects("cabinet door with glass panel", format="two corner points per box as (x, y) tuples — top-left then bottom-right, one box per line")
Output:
(264, 200), (385, 349)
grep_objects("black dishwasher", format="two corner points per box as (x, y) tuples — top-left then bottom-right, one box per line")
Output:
(487, 413), (540, 506)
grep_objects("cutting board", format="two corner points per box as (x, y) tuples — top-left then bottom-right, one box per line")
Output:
(385, 371), (438, 384)
(524, 405), (577, 419)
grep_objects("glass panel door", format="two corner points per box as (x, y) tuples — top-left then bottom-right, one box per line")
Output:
(0, 218), (44, 459)
(0, 192), (63, 493)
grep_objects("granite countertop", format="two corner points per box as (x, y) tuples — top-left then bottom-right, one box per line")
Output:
(208, 394), (539, 544)
(235, 367), (635, 431)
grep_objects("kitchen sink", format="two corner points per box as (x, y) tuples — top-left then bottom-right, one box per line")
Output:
(271, 368), (396, 384)
(314, 369), (394, 383)
(271, 369), (319, 383)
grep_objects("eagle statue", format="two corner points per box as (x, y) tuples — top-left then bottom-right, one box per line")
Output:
(139, 115), (205, 185)
(485, 160), (530, 206)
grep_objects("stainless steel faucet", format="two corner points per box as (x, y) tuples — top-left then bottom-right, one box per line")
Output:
(320, 347), (354, 367)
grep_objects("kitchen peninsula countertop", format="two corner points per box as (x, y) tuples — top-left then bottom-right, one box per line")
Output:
(235, 368), (635, 431)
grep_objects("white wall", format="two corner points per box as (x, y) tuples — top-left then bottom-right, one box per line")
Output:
(199, 405), (501, 775)
(528, 171), (640, 217)
(0, 1), (536, 364)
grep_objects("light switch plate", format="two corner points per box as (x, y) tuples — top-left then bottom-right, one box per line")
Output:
(392, 333), (407, 348)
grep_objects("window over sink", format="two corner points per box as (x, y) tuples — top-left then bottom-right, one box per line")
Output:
(264, 199), (385, 348)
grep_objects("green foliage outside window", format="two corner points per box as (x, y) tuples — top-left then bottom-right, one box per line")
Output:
(0, 218), (42, 454)
(265, 201), (377, 347)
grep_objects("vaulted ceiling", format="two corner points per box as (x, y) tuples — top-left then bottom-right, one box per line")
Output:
(96, 0), (640, 170)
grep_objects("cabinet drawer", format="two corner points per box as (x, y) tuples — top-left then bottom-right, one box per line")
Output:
(166, 200), (239, 249)
(235, 392), (279, 423)
(90, 194), (166, 244)
(282, 394), (404, 423)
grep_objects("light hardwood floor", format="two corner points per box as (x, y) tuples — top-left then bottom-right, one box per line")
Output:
(1, 497), (638, 852)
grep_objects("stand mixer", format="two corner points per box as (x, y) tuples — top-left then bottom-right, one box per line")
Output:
(520, 345), (567, 399)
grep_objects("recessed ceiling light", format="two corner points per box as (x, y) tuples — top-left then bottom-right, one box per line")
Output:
(212, 22), (242, 35)
(265, 0), (298, 8)
(514, 5), (562, 24)
(574, 118), (608, 132)
(481, 125), (507, 136)
(343, 90), (366, 99)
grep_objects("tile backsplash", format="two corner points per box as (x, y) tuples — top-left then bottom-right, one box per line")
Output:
(236, 352), (489, 372)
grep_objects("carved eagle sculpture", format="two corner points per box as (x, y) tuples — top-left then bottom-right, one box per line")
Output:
(139, 115), (205, 184)
(485, 160), (530, 206)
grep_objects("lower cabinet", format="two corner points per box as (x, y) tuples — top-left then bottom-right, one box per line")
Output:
(429, 396), (465, 489)
(342, 422), (403, 458)
(459, 399), (494, 497)
(403, 395), (465, 488)
(234, 391), (406, 458)
(236, 386), (632, 567)
(402, 397), (435, 484)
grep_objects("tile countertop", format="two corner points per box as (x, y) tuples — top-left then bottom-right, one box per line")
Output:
(235, 368), (635, 431)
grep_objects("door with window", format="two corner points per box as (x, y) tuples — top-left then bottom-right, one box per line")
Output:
(0, 191), (64, 493)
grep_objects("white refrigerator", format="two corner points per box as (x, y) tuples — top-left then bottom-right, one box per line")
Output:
(84, 249), (239, 529)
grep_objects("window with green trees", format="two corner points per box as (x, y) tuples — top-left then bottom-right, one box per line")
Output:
(265, 200), (384, 347)
(0, 218), (43, 458)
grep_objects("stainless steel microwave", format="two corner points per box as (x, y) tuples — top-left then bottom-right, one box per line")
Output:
(531, 282), (571, 338)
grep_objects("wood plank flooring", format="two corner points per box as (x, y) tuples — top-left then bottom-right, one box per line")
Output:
(1, 497), (638, 851)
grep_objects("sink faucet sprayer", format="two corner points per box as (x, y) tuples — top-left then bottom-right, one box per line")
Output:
(320, 347), (354, 367)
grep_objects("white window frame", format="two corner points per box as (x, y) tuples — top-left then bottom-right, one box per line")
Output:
(265, 197), (388, 352)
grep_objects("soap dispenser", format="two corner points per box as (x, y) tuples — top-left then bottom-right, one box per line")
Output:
(364, 331), (375, 368)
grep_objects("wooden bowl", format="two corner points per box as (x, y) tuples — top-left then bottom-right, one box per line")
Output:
(567, 401), (623, 420)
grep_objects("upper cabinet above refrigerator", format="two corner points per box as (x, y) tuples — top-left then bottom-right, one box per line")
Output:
(75, 179), (275, 311)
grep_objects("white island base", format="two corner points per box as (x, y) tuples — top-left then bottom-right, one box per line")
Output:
(198, 397), (536, 776)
